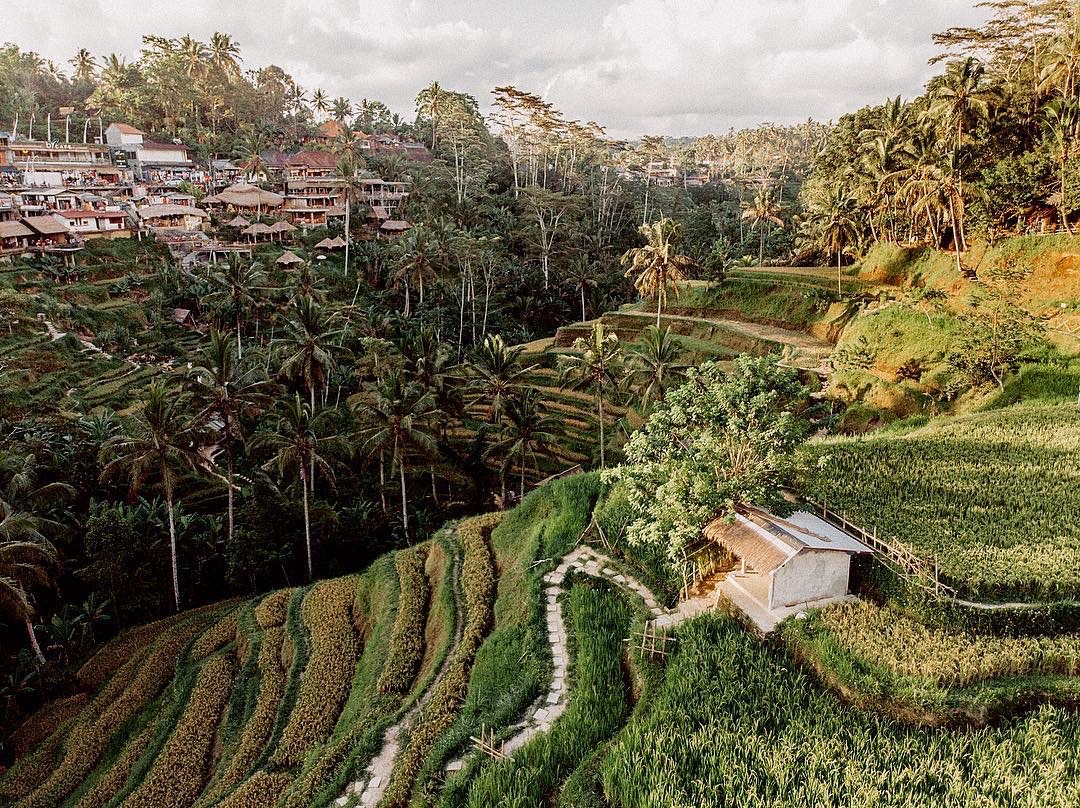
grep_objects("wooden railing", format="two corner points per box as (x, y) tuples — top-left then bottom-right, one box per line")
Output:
(804, 497), (957, 600)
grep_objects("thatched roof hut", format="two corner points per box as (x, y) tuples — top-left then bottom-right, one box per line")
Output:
(275, 250), (304, 267)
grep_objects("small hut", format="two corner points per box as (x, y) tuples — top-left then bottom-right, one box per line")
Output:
(275, 250), (304, 268)
(226, 214), (250, 229)
(241, 222), (274, 242)
(268, 220), (297, 241)
(314, 236), (346, 251)
(379, 219), (411, 239)
(213, 182), (284, 213)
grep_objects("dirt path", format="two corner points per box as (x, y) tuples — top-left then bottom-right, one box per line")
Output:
(42, 318), (113, 359)
(616, 309), (832, 354)
(336, 540), (465, 808)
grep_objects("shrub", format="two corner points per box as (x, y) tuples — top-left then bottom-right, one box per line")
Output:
(271, 577), (362, 768)
(378, 545), (431, 694)
(124, 652), (237, 808)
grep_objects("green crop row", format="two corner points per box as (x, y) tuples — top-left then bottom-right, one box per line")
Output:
(17, 616), (211, 808)
(209, 626), (286, 801)
(124, 652), (237, 808)
(602, 613), (1080, 807)
(381, 513), (501, 808)
(271, 577), (363, 768)
(71, 721), (158, 808)
(191, 607), (241, 660)
(378, 545), (432, 694)
(255, 588), (295, 629)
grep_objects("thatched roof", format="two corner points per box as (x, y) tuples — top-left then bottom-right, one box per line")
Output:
(268, 220), (296, 233)
(226, 215), (250, 228)
(138, 205), (209, 220)
(314, 236), (346, 250)
(0, 221), (34, 239)
(241, 222), (274, 235)
(704, 515), (793, 574)
(216, 182), (284, 209)
(21, 214), (72, 235)
(380, 219), (410, 232)
(276, 250), (304, 266)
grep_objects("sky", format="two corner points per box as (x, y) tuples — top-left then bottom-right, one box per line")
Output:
(6, 0), (989, 137)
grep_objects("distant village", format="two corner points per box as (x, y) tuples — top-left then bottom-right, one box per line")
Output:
(0, 120), (431, 264)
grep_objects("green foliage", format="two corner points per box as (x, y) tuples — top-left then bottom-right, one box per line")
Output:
(607, 356), (809, 562)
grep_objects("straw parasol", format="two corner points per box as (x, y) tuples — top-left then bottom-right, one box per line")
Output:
(241, 222), (274, 241)
(275, 250), (304, 267)
(226, 214), (250, 228)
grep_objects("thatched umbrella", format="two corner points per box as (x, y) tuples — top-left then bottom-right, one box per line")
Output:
(275, 250), (304, 268)
(226, 214), (250, 228)
(241, 222), (274, 242)
(268, 220), (297, 242)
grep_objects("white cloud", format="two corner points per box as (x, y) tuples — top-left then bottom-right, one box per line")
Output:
(4, 0), (988, 136)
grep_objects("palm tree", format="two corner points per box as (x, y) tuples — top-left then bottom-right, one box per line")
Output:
(1042, 96), (1079, 233)
(621, 217), (696, 327)
(235, 133), (270, 184)
(392, 226), (437, 315)
(252, 395), (338, 579)
(332, 97), (352, 122)
(0, 536), (56, 665)
(818, 187), (862, 295)
(205, 255), (268, 358)
(100, 381), (208, 611)
(486, 389), (559, 503)
(466, 333), (536, 423)
(335, 156), (365, 282)
(0, 453), (71, 664)
(559, 322), (624, 469)
(627, 326), (685, 412)
(312, 89), (330, 119)
(566, 256), (598, 322)
(278, 296), (337, 411)
(209, 32), (242, 76)
(68, 49), (97, 83)
(929, 57), (994, 252)
(740, 187), (785, 267)
(188, 331), (272, 546)
(354, 372), (438, 539)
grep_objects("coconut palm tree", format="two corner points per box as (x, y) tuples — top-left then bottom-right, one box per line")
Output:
(620, 218), (696, 328)
(209, 32), (242, 76)
(354, 372), (439, 540)
(392, 226), (438, 315)
(68, 49), (97, 83)
(205, 255), (268, 359)
(312, 89), (330, 119)
(559, 322), (624, 469)
(740, 187), (785, 267)
(335, 156), (366, 282)
(627, 326), (686, 412)
(466, 333), (536, 423)
(0, 535), (56, 665)
(566, 256), (598, 322)
(486, 388), (559, 503)
(252, 395), (338, 580)
(332, 97), (352, 122)
(100, 381), (208, 611)
(188, 331), (273, 546)
(817, 186), (862, 295)
(278, 296), (338, 411)
(1042, 96), (1079, 233)
(235, 133), (270, 184)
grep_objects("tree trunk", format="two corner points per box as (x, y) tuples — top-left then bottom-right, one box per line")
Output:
(656, 291), (662, 329)
(167, 494), (180, 611)
(379, 451), (388, 513)
(301, 467), (313, 580)
(399, 459), (409, 541)
(344, 200), (351, 275)
(581, 287), (586, 322)
(236, 313), (243, 359)
(25, 617), (45, 665)
(520, 452), (526, 500)
(226, 444), (235, 545)
(837, 250), (843, 297)
(597, 390), (606, 469)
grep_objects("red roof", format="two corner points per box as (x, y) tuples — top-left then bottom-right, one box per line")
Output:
(109, 123), (143, 135)
(141, 140), (191, 153)
(288, 151), (338, 169)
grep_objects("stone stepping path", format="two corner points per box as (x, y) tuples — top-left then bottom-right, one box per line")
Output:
(445, 544), (716, 772)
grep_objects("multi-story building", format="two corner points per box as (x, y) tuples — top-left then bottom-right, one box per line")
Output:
(105, 123), (197, 183)
(6, 139), (128, 187)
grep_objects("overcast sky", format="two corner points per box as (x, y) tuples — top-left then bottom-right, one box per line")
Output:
(7, 0), (988, 137)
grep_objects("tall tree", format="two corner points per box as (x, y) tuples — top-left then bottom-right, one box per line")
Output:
(100, 381), (208, 611)
(559, 322), (624, 469)
(188, 331), (272, 546)
(620, 218), (696, 327)
(486, 388), (559, 503)
(740, 187), (785, 267)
